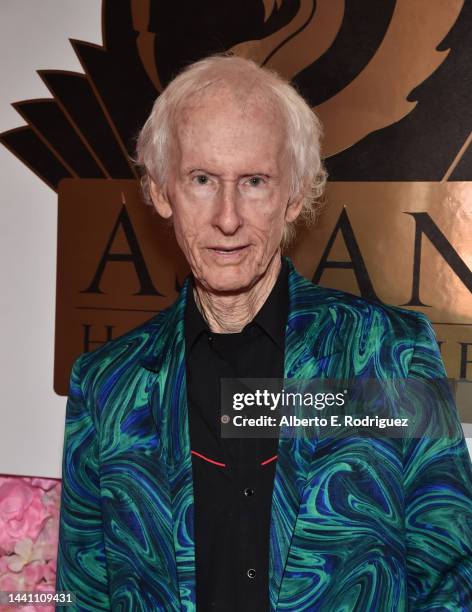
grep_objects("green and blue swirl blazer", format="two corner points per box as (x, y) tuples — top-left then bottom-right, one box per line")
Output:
(56, 257), (472, 611)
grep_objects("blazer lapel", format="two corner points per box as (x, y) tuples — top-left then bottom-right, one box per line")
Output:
(140, 258), (343, 612)
(268, 260), (343, 611)
(140, 279), (196, 611)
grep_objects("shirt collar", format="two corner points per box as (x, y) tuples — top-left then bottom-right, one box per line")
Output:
(184, 256), (289, 353)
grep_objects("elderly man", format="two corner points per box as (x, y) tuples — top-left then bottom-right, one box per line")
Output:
(56, 55), (472, 611)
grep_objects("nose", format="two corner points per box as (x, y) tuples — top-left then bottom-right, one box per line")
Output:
(211, 181), (243, 235)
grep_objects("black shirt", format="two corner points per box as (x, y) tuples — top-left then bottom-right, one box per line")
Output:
(184, 258), (288, 611)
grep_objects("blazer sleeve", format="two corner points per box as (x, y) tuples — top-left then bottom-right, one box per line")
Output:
(55, 355), (111, 611)
(403, 313), (472, 610)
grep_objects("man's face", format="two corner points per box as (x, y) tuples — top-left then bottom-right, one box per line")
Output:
(150, 88), (303, 293)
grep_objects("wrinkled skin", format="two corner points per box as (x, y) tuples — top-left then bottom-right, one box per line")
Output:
(150, 86), (303, 330)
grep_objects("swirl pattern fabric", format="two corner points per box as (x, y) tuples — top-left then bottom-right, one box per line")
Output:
(55, 257), (472, 611)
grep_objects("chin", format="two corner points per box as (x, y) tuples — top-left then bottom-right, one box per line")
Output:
(199, 266), (255, 294)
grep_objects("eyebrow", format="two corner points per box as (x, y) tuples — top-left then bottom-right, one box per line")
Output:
(184, 167), (274, 178)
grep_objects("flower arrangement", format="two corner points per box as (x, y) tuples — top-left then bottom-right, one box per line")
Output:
(0, 475), (61, 611)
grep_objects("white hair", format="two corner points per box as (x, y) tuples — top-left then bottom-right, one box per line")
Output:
(134, 53), (327, 247)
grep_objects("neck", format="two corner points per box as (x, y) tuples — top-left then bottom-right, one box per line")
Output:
(193, 253), (282, 333)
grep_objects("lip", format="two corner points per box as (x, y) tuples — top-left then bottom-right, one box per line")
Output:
(210, 245), (248, 252)
(207, 245), (249, 259)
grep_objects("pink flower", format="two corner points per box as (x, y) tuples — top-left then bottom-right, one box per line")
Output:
(42, 560), (56, 584)
(34, 517), (59, 562)
(31, 479), (59, 492)
(0, 570), (22, 590)
(41, 484), (61, 517)
(7, 538), (38, 572)
(0, 480), (49, 553)
(22, 561), (45, 590)
(35, 582), (55, 592)
(0, 475), (61, 608)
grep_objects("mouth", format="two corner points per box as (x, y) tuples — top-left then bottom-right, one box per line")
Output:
(207, 245), (250, 258)
(209, 245), (249, 253)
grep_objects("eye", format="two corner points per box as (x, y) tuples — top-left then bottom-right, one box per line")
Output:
(194, 174), (209, 185)
(247, 176), (264, 186)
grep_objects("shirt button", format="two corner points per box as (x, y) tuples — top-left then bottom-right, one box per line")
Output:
(247, 568), (256, 579)
(243, 487), (255, 497)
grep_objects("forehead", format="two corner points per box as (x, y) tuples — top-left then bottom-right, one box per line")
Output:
(173, 85), (287, 170)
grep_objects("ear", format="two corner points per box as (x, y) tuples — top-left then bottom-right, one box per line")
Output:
(284, 192), (304, 224)
(149, 179), (173, 219)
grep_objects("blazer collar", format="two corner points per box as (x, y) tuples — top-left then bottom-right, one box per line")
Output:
(139, 256), (343, 373)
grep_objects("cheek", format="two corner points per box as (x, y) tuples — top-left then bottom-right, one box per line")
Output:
(168, 191), (199, 243)
(172, 212), (196, 253)
(251, 202), (286, 240)
(172, 213), (211, 273)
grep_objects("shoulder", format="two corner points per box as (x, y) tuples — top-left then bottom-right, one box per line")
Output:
(295, 277), (437, 376)
(292, 266), (428, 339)
(322, 285), (427, 337)
(287, 260), (427, 341)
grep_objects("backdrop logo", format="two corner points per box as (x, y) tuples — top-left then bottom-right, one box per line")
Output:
(0, 0), (471, 399)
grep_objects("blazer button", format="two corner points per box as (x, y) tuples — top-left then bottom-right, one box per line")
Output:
(247, 568), (256, 579)
(243, 487), (255, 497)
